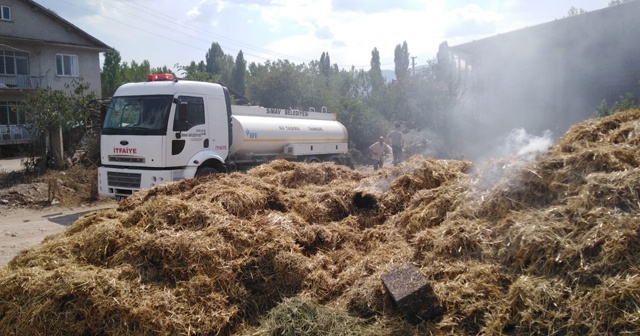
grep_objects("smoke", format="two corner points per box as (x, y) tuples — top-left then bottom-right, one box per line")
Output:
(498, 128), (553, 161)
(472, 128), (553, 192)
(448, 1), (640, 164)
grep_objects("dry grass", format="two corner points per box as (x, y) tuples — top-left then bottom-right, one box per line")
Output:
(2, 109), (640, 335)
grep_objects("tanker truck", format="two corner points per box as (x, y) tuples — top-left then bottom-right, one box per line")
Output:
(97, 73), (351, 199)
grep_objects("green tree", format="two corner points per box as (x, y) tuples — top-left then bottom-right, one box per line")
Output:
(120, 60), (152, 84)
(334, 97), (387, 153)
(22, 79), (97, 171)
(232, 50), (247, 95)
(101, 49), (122, 98)
(320, 52), (331, 77)
(204, 42), (234, 84)
(179, 61), (211, 81)
(205, 42), (225, 76)
(151, 66), (173, 75)
(394, 41), (410, 81)
(566, 6), (587, 16)
(246, 60), (306, 108)
(369, 47), (384, 93)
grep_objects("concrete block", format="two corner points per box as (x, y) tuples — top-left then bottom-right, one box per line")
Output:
(381, 262), (444, 323)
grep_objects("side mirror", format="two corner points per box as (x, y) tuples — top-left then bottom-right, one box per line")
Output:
(176, 102), (190, 131)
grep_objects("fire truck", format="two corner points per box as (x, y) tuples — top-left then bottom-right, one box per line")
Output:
(98, 74), (350, 199)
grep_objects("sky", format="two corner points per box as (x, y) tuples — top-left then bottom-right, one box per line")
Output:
(34, 0), (613, 73)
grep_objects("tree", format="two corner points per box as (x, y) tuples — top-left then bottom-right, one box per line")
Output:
(101, 49), (122, 98)
(22, 79), (97, 171)
(204, 42), (234, 84)
(119, 60), (151, 84)
(435, 42), (453, 83)
(566, 6), (587, 16)
(320, 52), (331, 77)
(334, 97), (387, 154)
(179, 61), (211, 81)
(232, 50), (247, 95)
(205, 42), (225, 76)
(608, 0), (633, 6)
(394, 41), (410, 81)
(369, 47), (384, 93)
(151, 65), (174, 75)
(246, 60), (306, 108)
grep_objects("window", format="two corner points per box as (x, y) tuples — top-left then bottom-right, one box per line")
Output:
(102, 95), (173, 136)
(0, 6), (10, 21)
(0, 50), (29, 75)
(0, 102), (24, 125)
(173, 96), (205, 131)
(56, 54), (79, 77)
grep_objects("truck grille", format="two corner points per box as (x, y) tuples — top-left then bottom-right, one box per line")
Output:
(109, 155), (145, 163)
(107, 171), (141, 188)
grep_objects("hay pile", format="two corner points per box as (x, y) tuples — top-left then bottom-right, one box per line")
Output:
(2, 109), (640, 335)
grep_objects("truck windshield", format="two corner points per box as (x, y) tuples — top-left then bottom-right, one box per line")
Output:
(102, 95), (173, 135)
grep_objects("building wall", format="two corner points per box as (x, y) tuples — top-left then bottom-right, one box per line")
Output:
(0, 39), (103, 95)
(2, 0), (91, 46)
(0, 0), (109, 147)
(0, 0), (105, 95)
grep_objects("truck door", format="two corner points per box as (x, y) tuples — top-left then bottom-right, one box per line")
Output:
(169, 95), (207, 167)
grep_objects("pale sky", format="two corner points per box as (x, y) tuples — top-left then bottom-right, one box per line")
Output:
(34, 0), (613, 73)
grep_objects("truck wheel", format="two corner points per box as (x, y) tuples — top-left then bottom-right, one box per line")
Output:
(195, 166), (219, 178)
(304, 156), (321, 163)
(326, 155), (343, 165)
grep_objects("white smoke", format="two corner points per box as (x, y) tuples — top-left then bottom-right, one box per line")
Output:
(497, 128), (553, 161)
(472, 128), (554, 192)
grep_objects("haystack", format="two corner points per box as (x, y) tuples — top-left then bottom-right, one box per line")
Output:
(2, 109), (640, 335)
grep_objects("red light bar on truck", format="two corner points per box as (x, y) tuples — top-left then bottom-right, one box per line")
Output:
(147, 73), (175, 81)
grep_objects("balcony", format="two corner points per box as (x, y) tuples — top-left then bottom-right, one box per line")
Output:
(0, 124), (35, 145)
(0, 75), (48, 89)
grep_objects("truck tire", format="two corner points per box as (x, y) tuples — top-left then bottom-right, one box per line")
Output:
(304, 156), (321, 163)
(326, 155), (343, 165)
(195, 166), (219, 178)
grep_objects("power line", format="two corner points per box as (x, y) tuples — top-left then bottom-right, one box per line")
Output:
(116, 0), (309, 62)
(51, 0), (380, 69)
(53, 0), (314, 64)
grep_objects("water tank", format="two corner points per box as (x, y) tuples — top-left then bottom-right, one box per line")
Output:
(229, 115), (348, 156)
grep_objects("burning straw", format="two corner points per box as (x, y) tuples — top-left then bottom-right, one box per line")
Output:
(2, 109), (640, 335)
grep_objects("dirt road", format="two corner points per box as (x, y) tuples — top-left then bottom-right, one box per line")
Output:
(0, 156), (25, 173)
(0, 202), (116, 266)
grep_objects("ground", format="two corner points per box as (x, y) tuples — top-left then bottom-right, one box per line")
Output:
(0, 156), (117, 266)
(0, 202), (116, 265)
(0, 155), (391, 266)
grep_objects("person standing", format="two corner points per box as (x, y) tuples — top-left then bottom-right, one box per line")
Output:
(388, 123), (405, 166)
(369, 136), (392, 170)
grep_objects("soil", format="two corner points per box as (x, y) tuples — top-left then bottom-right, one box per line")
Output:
(0, 201), (116, 265)
(0, 157), (117, 266)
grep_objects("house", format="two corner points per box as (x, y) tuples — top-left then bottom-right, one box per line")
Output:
(0, 0), (110, 148)
(448, 1), (640, 160)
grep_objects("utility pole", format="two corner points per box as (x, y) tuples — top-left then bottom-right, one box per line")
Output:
(411, 56), (417, 76)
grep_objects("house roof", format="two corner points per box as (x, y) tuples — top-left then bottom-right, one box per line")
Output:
(18, 0), (111, 51)
(450, 0), (640, 57)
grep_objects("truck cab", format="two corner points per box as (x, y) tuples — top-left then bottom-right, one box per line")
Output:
(98, 74), (231, 199)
